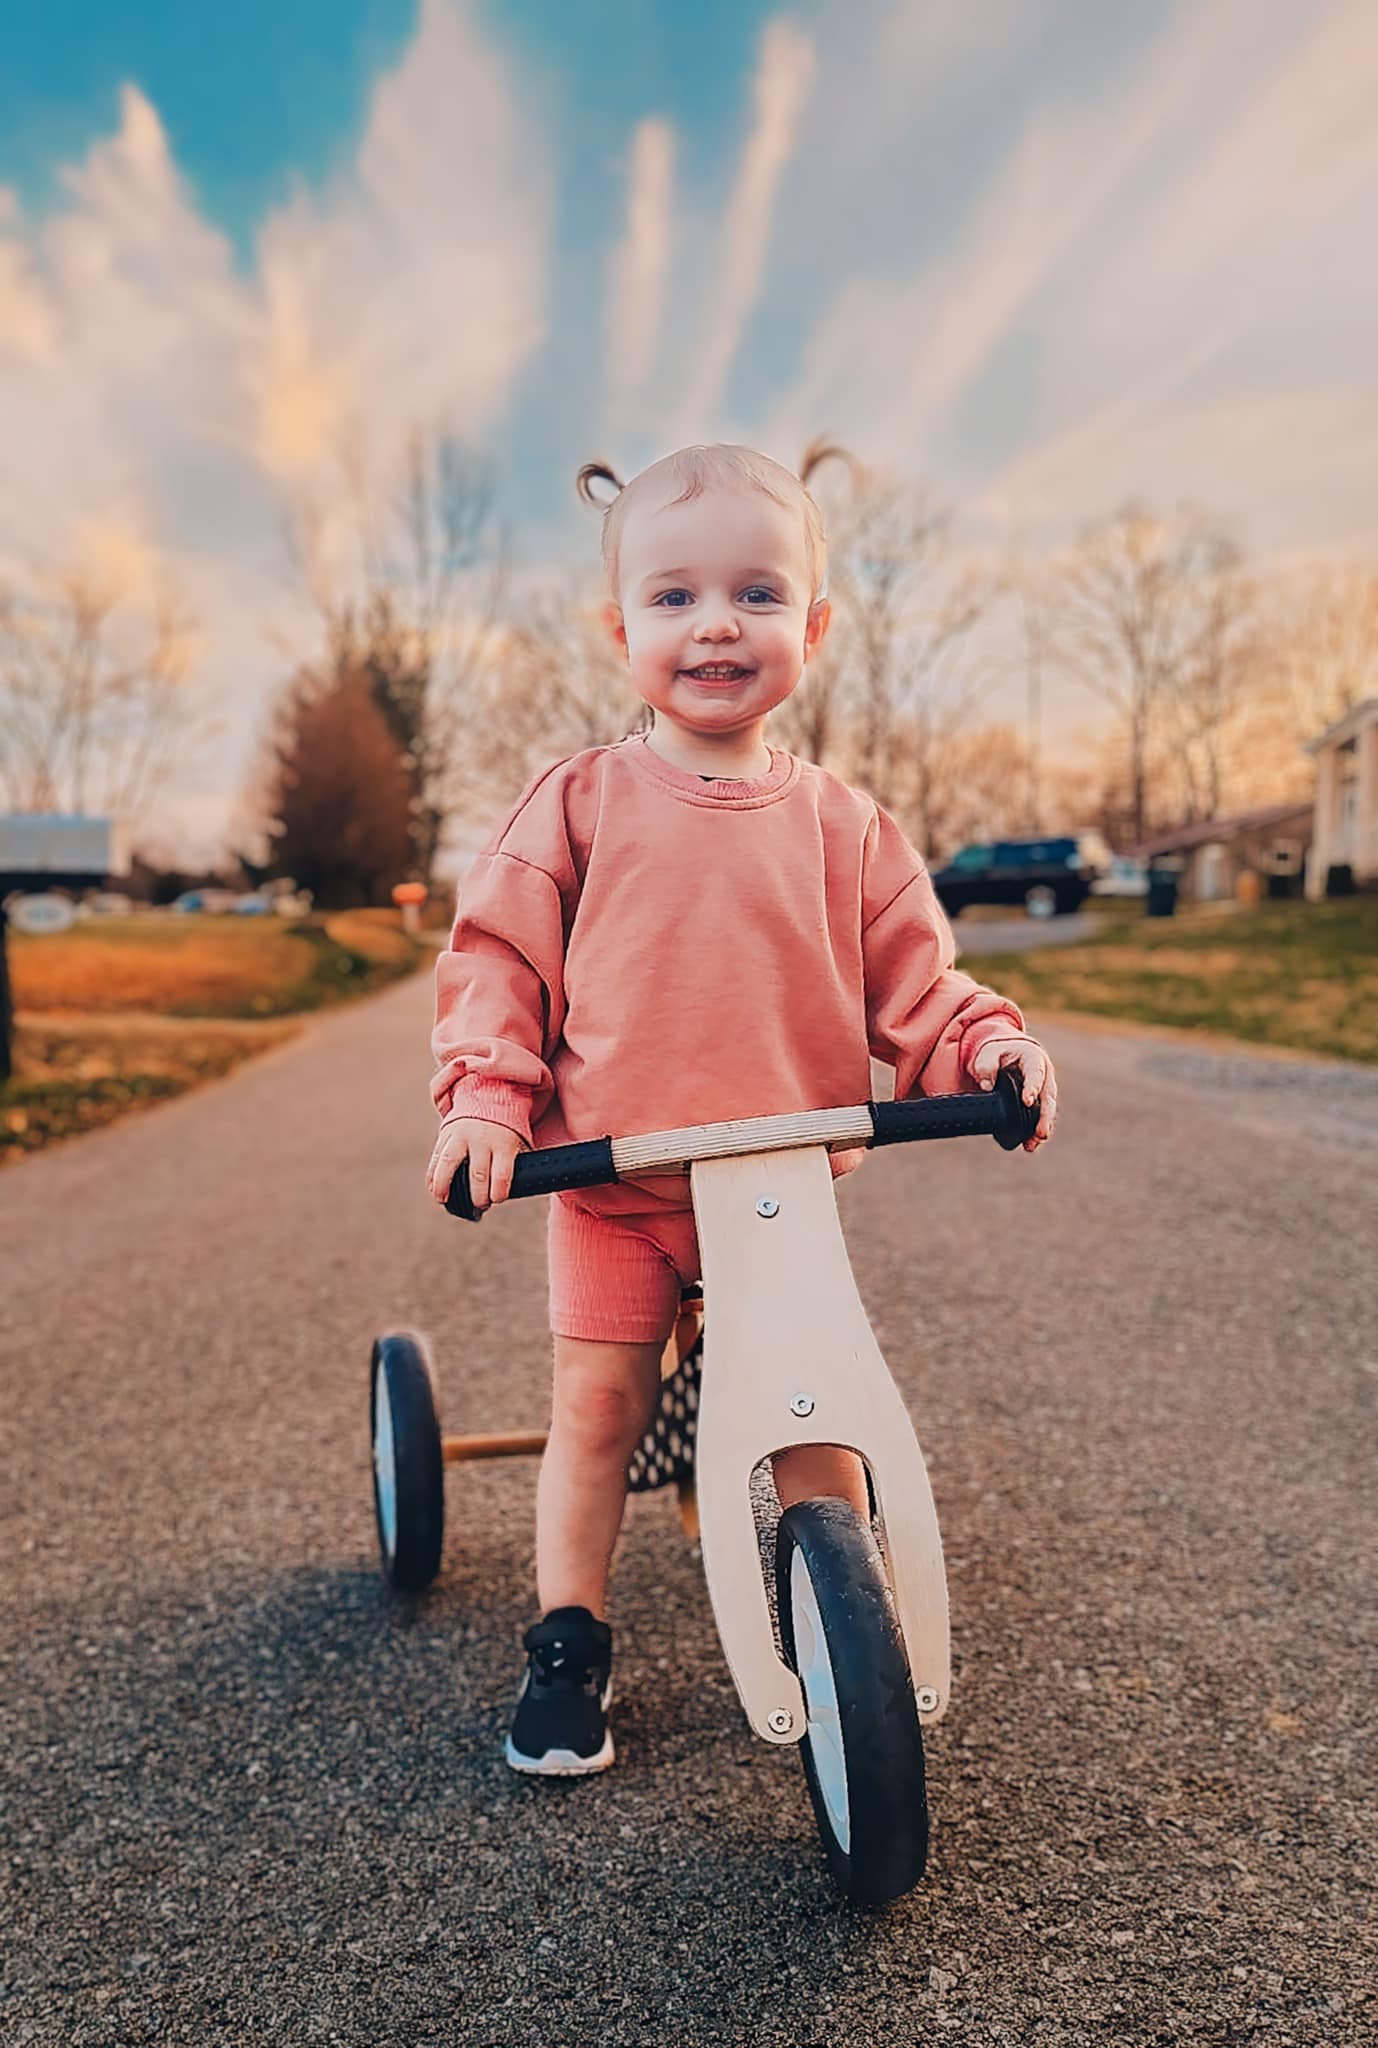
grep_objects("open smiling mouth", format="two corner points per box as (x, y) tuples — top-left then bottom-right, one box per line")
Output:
(680, 663), (756, 683)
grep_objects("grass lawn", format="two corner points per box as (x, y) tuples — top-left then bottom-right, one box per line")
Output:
(968, 896), (1378, 1066)
(2, 910), (428, 1164)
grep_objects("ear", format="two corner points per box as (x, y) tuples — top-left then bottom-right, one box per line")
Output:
(802, 597), (832, 662)
(602, 600), (628, 658)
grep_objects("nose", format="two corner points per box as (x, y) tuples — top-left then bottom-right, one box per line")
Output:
(692, 604), (740, 644)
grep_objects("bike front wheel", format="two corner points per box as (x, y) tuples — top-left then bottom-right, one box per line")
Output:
(775, 1496), (928, 1904)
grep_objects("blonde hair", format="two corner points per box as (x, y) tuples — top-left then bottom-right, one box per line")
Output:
(575, 439), (859, 604)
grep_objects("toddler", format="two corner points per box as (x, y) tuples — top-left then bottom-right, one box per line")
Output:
(427, 441), (1057, 1775)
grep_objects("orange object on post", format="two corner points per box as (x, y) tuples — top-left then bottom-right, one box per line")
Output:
(392, 881), (428, 933)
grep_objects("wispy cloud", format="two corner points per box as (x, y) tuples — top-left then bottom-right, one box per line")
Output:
(977, 0), (1378, 543)
(671, 15), (816, 440)
(0, 0), (553, 852)
(757, 0), (1378, 564)
(766, 0), (1258, 468)
(601, 118), (676, 441)
(250, 0), (551, 483)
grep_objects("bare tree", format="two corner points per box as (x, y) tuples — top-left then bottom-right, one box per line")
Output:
(286, 425), (510, 879)
(460, 573), (647, 810)
(1261, 562), (1378, 742)
(0, 558), (201, 819)
(920, 723), (1035, 862)
(769, 460), (995, 855)
(1051, 502), (1240, 842)
(1164, 549), (1258, 823)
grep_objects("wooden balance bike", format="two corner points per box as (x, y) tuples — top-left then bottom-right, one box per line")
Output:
(370, 1071), (1036, 1905)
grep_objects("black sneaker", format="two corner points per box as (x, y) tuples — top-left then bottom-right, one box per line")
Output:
(504, 1606), (614, 1775)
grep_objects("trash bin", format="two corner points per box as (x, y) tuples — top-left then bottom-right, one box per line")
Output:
(1146, 865), (1179, 918)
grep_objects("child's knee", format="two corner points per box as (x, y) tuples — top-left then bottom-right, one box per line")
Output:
(551, 1337), (662, 1453)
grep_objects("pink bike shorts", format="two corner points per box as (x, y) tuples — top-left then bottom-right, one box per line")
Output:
(547, 1194), (702, 1343)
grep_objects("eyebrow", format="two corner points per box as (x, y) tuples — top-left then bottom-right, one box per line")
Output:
(636, 565), (791, 592)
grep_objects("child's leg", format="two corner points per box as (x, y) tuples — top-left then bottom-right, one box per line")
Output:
(535, 1334), (666, 1617)
(772, 1443), (871, 1519)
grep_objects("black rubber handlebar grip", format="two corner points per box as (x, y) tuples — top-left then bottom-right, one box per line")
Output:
(867, 1068), (1038, 1151)
(444, 1135), (618, 1221)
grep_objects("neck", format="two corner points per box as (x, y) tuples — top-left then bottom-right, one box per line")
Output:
(644, 714), (772, 779)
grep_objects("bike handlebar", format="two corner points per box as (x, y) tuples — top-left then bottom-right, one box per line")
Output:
(443, 1068), (1037, 1222)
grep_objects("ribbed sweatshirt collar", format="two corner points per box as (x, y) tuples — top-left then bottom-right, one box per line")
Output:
(615, 730), (800, 809)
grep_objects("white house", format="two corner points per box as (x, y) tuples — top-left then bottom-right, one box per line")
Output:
(1305, 698), (1378, 899)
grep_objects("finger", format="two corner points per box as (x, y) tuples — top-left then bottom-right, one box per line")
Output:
(1027, 1078), (1058, 1149)
(466, 1152), (492, 1208)
(971, 1039), (1028, 1091)
(428, 1132), (466, 1201)
(969, 1041), (1006, 1089)
(1015, 1049), (1047, 1105)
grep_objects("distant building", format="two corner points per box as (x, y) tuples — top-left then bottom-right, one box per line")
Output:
(1305, 698), (1378, 899)
(1135, 803), (1313, 903)
(0, 813), (130, 897)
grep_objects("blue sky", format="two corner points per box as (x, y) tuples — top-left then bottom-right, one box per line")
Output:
(1, 0), (1375, 850)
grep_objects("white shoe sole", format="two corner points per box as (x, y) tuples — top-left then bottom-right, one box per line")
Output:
(505, 1681), (615, 1776)
(504, 1729), (615, 1775)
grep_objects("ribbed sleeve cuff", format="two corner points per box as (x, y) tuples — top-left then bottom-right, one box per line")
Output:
(957, 1010), (1029, 1079)
(437, 1078), (535, 1146)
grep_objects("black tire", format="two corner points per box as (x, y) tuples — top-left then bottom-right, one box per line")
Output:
(775, 1497), (928, 1905)
(1024, 882), (1058, 920)
(370, 1332), (444, 1592)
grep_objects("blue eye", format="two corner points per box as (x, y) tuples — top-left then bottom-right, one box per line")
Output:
(652, 586), (779, 607)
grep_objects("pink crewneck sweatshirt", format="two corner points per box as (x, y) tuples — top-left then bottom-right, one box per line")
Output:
(430, 731), (1026, 1217)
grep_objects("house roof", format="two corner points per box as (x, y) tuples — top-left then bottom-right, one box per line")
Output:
(1305, 696), (1378, 754)
(1134, 802), (1313, 858)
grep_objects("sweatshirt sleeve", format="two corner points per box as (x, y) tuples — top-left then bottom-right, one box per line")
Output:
(430, 849), (569, 1145)
(861, 804), (1026, 1100)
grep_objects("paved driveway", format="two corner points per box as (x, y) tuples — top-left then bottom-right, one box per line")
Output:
(2, 973), (1374, 2045)
(952, 910), (1098, 954)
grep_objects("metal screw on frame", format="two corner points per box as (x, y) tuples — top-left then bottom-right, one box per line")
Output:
(916, 1687), (940, 1714)
(768, 1709), (794, 1734)
(756, 1196), (779, 1218)
(789, 1393), (815, 1418)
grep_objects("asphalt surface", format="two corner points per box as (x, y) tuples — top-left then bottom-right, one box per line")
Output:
(951, 910), (1098, 954)
(2, 969), (1375, 2046)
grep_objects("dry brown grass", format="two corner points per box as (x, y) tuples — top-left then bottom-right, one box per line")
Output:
(10, 918), (316, 1015)
(322, 910), (419, 968)
(2, 908), (426, 1160)
(972, 898), (1378, 1065)
(8, 908), (423, 1017)
(1, 1015), (301, 1163)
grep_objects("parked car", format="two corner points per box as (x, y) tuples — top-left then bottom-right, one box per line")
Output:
(170, 888), (241, 915)
(1091, 855), (1149, 899)
(931, 833), (1112, 919)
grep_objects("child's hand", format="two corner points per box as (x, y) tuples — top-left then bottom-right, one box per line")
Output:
(966, 1035), (1058, 1152)
(427, 1116), (529, 1208)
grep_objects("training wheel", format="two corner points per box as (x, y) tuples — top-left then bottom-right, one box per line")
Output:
(370, 1331), (444, 1592)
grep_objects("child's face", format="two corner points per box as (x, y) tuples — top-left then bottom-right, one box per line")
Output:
(604, 483), (830, 738)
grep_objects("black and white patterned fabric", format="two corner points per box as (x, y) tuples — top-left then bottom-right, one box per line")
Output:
(625, 1293), (703, 1493)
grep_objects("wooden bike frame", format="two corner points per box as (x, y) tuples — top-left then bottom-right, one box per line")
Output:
(689, 1143), (949, 1747)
